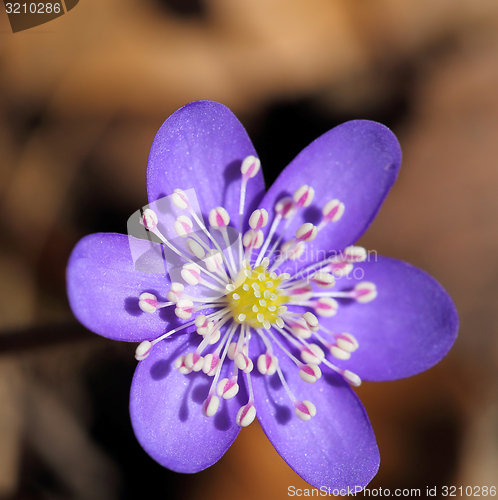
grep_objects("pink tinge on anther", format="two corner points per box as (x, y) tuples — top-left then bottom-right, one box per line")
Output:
(174, 355), (192, 375)
(295, 400), (317, 421)
(299, 363), (322, 383)
(327, 261), (353, 277)
(296, 223), (317, 242)
(342, 246), (367, 263)
(334, 333), (359, 353)
(186, 238), (206, 259)
(167, 283), (184, 303)
(174, 215), (193, 238)
(303, 312), (319, 332)
(287, 318), (312, 339)
(204, 250), (223, 273)
(175, 298), (194, 319)
(135, 340), (153, 361)
(234, 352), (253, 373)
(202, 353), (220, 376)
(184, 352), (204, 372)
(280, 239), (305, 260)
(236, 404), (257, 427)
(322, 199), (345, 223)
(181, 263), (201, 285)
(202, 394), (220, 417)
(141, 208), (158, 231)
(310, 271), (336, 288)
(138, 293), (159, 313)
(275, 197), (294, 218)
(217, 377), (239, 399)
(353, 282), (377, 303)
(209, 207), (230, 228)
(300, 344), (325, 364)
(286, 284), (313, 302)
(249, 209), (269, 231)
(172, 188), (190, 209)
(243, 229), (264, 249)
(241, 155), (261, 179)
(293, 185), (315, 208)
(313, 297), (339, 317)
(257, 352), (278, 375)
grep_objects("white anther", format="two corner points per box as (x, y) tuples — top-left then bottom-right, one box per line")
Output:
(138, 292), (158, 313)
(141, 208), (158, 231)
(296, 223), (317, 242)
(195, 314), (209, 334)
(354, 282), (377, 303)
(295, 400), (317, 421)
(287, 284), (313, 301)
(175, 298), (194, 319)
(236, 404), (257, 427)
(288, 318), (312, 339)
(172, 188), (189, 209)
(184, 352), (204, 372)
(241, 155), (261, 178)
(249, 209), (269, 230)
(328, 262), (353, 277)
(217, 378), (240, 399)
(330, 346), (351, 360)
(227, 342), (238, 360)
(335, 333), (359, 352)
(275, 317), (285, 328)
(343, 246), (367, 262)
(301, 344), (325, 364)
(299, 363), (322, 383)
(185, 238), (206, 259)
(311, 271), (336, 288)
(204, 250), (223, 272)
(202, 353), (220, 376)
(167, 282), (184, 303)
(174, 355), (192, 375)
(181, 263), (201, 285)
(234, 352), (253, 373)
(293, 185), (315, 208)
(314, 297), (339, 317)
(275, 197), (294, 218)
(174, 215), (193, 238)
(243, 229), (264, 249)
(135, 340), (153, 361)
(342, 370), (362, 387)
(207, 328), (221, 344)
(202, 394), (220, 417)
(209, 207), (230, 228)
(257, 352), (278, 375)
(280, 239), (305, 260)
(303, 312), (319, 331)
(322, 199), (345, 223)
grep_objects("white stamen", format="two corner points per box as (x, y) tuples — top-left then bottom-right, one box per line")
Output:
(141, 208), (158, 231)
(314, 297), (339, 317)
(296, 223), (317, 242)
(172, 188), (189, 209)
(300, 343), (325, 364)
(299, 363), (322, 383)
(322, 199), (345, 223)
(167, 283), (184, 303)
(354, 282), (378, 303)
(240, 155), (261, 179)
(249, 209), (268, 231)
(295, 400), (316, 421)
(257, 352), (278, 375)
(236, 404), (256, 427)
(175, 298), (194, 319)
(202, 394), (220, 417)
(310, 271), (335, 288)
(275, 197), (294, 219)
(293, 185), (314, 208)
(174, 215), (193, 238)
(185, 238), (206, 259)
(209, 207), (230, 228)
(217, 377), (240, 399)
(135, 340), (153, 360)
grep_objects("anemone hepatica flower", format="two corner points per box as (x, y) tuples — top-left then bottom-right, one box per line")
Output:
(67, 100), (457, 490)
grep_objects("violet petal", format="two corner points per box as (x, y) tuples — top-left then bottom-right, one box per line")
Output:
(147, 100), (265, 229)
(326, 256), (458, 381)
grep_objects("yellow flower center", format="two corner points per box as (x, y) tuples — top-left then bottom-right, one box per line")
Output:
(228, 265), (289, 329)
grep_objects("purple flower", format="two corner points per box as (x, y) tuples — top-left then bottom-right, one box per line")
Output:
(67, 100), (458, 490)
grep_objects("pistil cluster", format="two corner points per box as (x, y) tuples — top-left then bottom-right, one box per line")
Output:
(134, 156), (377, 427)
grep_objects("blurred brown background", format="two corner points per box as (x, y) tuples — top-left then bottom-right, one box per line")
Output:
(1, 0), (498, 498)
